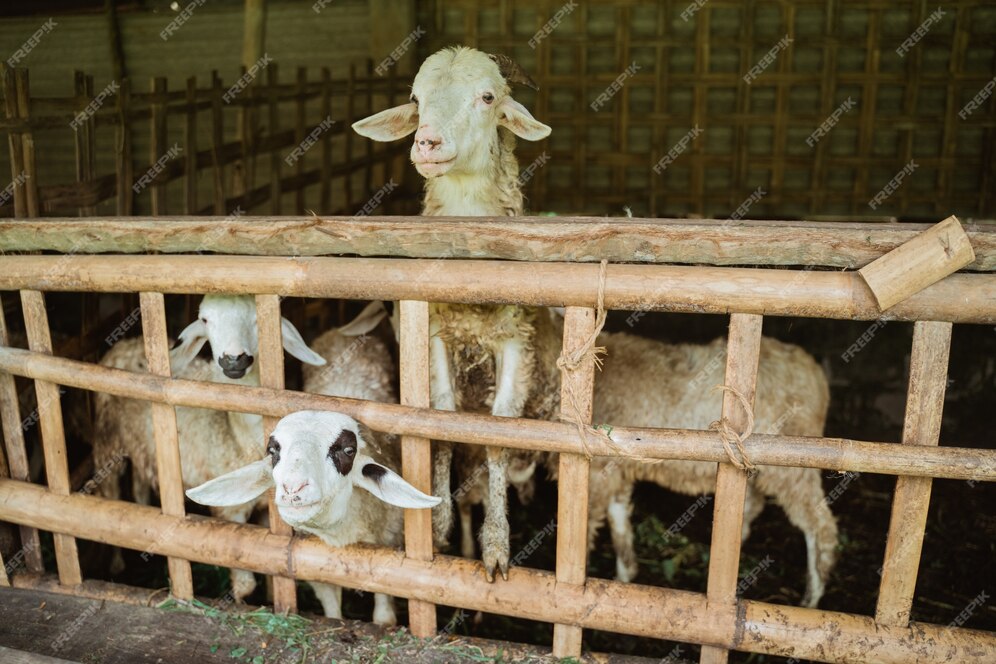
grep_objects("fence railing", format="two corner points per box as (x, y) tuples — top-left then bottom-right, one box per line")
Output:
(0, 217), (995, 663)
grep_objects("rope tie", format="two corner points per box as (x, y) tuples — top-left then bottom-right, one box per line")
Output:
(708, 384), (757, 474)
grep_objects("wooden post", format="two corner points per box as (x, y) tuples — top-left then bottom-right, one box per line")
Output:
(398, 300), (436, 637)
(255, 294), (298, 614)
(552, 306), (597, 658)
(138, 292), (194, 599)
(0, 297), (43, 574)
(184, 77), (198, 215)
(19, 290), (82, 586)
(294, 68), (307, 214)
(115, 77), (133, 216)
(210, 71), (226, 215)
(2, 65), (27, 218)
(267, 66), (282, 215)
(700, 313), (763, 664)
(150, 77), (168, 216)
(14, 69), (40, 218)
(876, 321), (952, 626)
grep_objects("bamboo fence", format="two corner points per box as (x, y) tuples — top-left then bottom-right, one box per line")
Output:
(0, 217), (995, 663)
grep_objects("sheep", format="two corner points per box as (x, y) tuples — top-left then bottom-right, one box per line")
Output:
(185, 410), (440, 626)
(92, 294), (326, 600)
(353, 46), (552, 581)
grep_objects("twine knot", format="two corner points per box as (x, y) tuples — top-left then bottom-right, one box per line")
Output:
(708, 385), (757, 474)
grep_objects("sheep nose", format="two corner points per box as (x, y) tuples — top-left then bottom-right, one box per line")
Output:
(218, 353), (253, 378)
(414, 127), (443, 157)
(282, 480), (309, 497)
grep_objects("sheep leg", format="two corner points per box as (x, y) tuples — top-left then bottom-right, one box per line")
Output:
(309, 581), (343, 620)
(459, 495), (476, 559)
(429, 335), (456, 548)
(213, 505), (258, 602)
(479, 445), (510, 582)
(741, 485), (766, 543)
(372, 593), (397, 626)
(606, 487), (638, 583)
(97, 455), (128, 575)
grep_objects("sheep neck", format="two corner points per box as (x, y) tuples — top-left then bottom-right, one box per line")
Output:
(422, 127), (523, 217)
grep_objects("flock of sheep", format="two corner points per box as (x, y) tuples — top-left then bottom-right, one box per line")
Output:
(91, 47), (839, 626)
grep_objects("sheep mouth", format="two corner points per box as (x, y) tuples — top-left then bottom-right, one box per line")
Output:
(412, 156), (456, 177)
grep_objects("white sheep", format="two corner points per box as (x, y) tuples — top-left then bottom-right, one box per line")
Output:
(186, 410), (440, 625)
(92, 294), (326, 600)
(353, 46), (552, 581)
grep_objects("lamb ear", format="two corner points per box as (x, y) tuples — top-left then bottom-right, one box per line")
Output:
(497, 97), (551, 141)
(186, 459), (273, 507)
(353, 458), (441, 509)
(169, 319), (208, 375)
(280, 317), (326, 366)
(353, 103), (419, 141)
(337, 301), (387, 337)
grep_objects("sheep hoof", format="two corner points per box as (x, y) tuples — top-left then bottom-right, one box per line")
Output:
(481, 551), (510, 583)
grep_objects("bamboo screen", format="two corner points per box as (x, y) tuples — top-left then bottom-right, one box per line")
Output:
(0, 217), (995, 663)
(419, 0), (996, 220)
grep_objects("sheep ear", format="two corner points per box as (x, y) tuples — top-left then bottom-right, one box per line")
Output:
(497, 97), (551, 141)
(353, 458), (441, 509)
(186, 459), (273, 507)
(170, 319), (208, 375)
(280, 317), (326, 366)
(353, 103), (419, 141)
(337, 301), (387, 337)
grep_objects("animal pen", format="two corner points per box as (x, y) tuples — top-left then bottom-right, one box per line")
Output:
(1, 2), (995, 664)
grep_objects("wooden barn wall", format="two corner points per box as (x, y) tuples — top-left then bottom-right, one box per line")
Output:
(418, 0), (996, 220)
(0, 0), (412, 217)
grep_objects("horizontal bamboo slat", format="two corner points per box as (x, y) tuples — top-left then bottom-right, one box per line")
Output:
(0, 346), (991, 483)
(1, 217), (995, 270)
(1, 255), (994, 324)
(0, 480), (992, 664)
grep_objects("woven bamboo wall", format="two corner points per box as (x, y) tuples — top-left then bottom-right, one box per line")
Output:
(418, 0), (996, 220)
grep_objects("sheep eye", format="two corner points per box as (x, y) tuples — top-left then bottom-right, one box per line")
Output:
(266, 437), (281, 466)
(482, 93), (495, 104)
(344, 447), (356, 457)
(410, 94), (418, 104)
(200, 317), (207, 323)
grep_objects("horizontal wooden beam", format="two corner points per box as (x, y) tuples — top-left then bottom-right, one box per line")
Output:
(1, 255), (994, 323)
(0, 346), (991, 482)
(0, 480), (991, 664)
(1, 217), (995, 270)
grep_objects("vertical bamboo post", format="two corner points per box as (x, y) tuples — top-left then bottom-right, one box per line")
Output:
(210, 71), (226, 215)
(255, 294), (298, 614)
(267, 65), (282, 215)
(150, 77), (168, 216)
(551, 306), (597, 658)
(876, 321), (952, 626)
(294, 67), (307, 214)
(73, 72), (95, 217)
(398, 300), (436, 637)
(14, 69), (40, 218)
(20, 290), (82, 586)
(700, 313), (763, 664)
(184, 76), (198, 215)
(2, 64), (27, 218)
(0, 296), (43, 574)
(319, 66), (332, 214)
(115, 77), (133, 216)
(344, 65), (355, 211)
(138, 292), (194, 599)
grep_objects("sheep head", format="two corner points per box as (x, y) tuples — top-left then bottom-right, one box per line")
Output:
(185, 411), (440, 528)
(170, 294), (326, 380)
(353, 46), (550, 179)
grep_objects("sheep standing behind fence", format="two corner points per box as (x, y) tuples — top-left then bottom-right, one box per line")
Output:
(353, 46), (552, 581)
(92, 294), (325, 601)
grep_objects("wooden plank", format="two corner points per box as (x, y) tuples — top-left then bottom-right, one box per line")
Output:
(294, 68), (307, 213)
(0, 646), (79, 664)
(14, 69), (39, 218)
(149, 77), (168, 216)
(700, 313), (763, 664)
(1, 217), (995, 271)
(138, 292), (193, 599)
(210, 71), (226, 215)
(254, 294), (297, 614)
(1, 255), (995, 325)
(2, 64), (28, 218)
(875, 321), (952, 626)
(398, 299), (436, 637)
(184, 77), (198, 215)
(1, 482), (993, 664)
(267, 65), (282, 215)
(114, 78), (132, 216)
(19, 291), (81, 586)
(0, 345), (993, 484)
(551, 307), (596, 658)
(0, 296), (43, 574)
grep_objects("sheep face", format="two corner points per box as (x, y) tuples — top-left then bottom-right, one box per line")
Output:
(170, 295), (325, 380)
(352, 47), (550, 179)
(186, 411), (440, 528)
